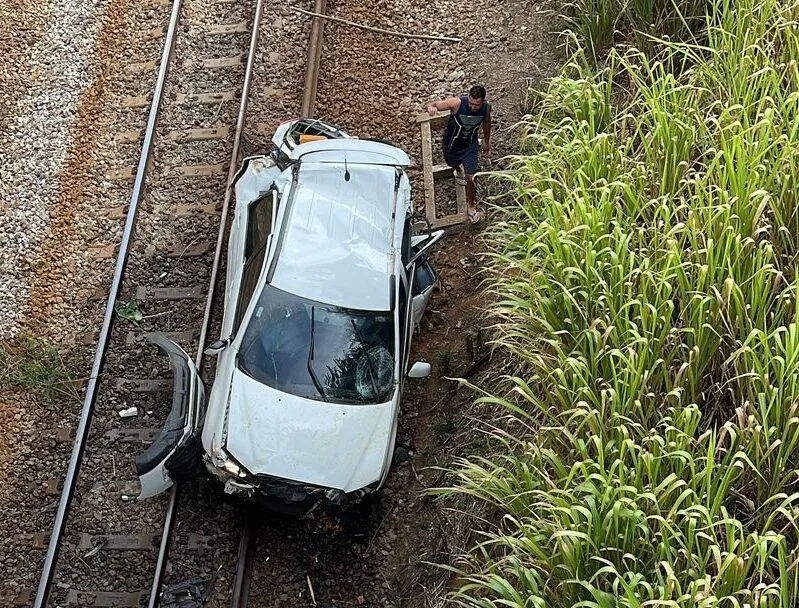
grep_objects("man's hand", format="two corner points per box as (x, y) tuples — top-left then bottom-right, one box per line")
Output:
(483, 143), (492, 160)
(427, 104), (438, 116)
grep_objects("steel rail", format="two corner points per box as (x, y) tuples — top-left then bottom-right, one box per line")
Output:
(32, 0), (185, 604)
(194, 0), (265, 367)
(301, 0), (326, 117)
(230, 514), (258, 608)
(147, 0), (266, 604)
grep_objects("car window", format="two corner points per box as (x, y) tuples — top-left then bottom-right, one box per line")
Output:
(245, 192), (274, 257)
(399, 276), (407, 344)
(234, 193), (275, 331)
(401, 216), (412, 266)
(237, 285), (395, 405)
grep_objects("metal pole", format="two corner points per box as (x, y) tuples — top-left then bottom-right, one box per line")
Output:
(32, 0), (184, 604)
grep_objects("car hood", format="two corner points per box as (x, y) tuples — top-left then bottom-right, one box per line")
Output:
(225, 369), (396, 492)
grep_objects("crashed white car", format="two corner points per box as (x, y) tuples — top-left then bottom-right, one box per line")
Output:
(136, 119), (442, 512)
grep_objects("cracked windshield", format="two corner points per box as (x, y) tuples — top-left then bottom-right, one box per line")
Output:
(238, 284), (395, 404)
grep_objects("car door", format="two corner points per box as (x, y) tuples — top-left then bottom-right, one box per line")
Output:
(407, 230), (444, 328)
(400, 263), (417, 374)
(137, 193), (278, 499)
(135, 334), (205, 499)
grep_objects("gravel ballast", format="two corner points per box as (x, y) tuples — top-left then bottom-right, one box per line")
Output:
(0, 0), (108, 340)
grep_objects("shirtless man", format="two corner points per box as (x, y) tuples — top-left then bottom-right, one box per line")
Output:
(427, 84), (492, 224)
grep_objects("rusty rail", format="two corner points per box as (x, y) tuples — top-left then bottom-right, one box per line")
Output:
(230, 515), (259, 608)
(301, 0), (326, 117)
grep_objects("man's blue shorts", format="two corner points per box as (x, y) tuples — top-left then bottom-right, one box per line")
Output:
(443, 143), (480, 175)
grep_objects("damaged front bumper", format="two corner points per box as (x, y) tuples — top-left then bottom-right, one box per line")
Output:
(205, 459), (377, 516)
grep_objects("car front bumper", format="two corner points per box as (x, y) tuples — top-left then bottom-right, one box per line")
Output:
(205, 460), (378, 515)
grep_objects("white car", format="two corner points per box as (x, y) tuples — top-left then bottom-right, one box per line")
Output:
(135, 119), (443, 513)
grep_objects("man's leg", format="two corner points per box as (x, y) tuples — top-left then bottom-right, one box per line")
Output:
(462, 145), (483, 223)
(443, 148), (465, 182)
(466, 174), (476, 210)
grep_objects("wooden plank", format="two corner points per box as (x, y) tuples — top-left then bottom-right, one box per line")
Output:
(78, 532), (158, 551)
(176, 90), (236, 105)
(165, 125), (230, 142)
(45, 479), (61, 496)
(135, 285), (203, 300)
(185, 54), (245, 69)
(455, 181), (467, 216)
(431, 213), (469, 230)
(204, 21), (249, 34)
(14, 533), (47, 549)
(432, 163), (453, 177)
(65, 590), (146, 607)
(114, 130), (143, 143)
(164, 162), (226, 177)
(143, 25), (165, 41)
(166, 241), (210, 257)
(416, 111), (450, 129)
(115, 378), (171, 392)
(420, 121), (436, 223)
(122, 95), (149, 108)
(187, 533), (215, 550)
(107, 166), (135, 181)
(126, 59), (156, 74)
(102, 205), (127, 219)
(105, 428), (158, 442)
(0, 589), (31, 606)
(88, 243), (116, 259)
(175, 202), (218, 216)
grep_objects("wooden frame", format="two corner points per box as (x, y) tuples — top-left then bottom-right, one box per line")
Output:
(416, 112), (467, 228)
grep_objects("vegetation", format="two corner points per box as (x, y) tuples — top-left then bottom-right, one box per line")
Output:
(439, 0), (799, 605)
(0, 337), (79, 401)
(562, 0), (709, 59)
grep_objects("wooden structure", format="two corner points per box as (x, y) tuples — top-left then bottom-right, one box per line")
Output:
(416, 112), (467, 228)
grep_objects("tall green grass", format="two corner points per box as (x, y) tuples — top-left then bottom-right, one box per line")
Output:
(562, 0), (709, 59)
(438, 0), (799, 605)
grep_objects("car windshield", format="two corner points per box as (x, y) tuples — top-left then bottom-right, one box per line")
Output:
(237, 284), (395, 405)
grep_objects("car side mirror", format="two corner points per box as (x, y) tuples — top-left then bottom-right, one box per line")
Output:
(407, 361), (431, 379)
(204, 338), (230, 355)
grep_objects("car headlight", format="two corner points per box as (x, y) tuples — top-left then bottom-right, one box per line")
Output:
(221, 460), (249, 478)
(209, 439), (250, 479)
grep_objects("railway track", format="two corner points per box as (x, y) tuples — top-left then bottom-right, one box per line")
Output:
(21, 0), (325, 605)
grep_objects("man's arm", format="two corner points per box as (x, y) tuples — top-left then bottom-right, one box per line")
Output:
(427, 96), (461, 116)
(482, 105), (492, 157)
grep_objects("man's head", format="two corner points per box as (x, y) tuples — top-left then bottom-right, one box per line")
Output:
(467, 84), (487, 111)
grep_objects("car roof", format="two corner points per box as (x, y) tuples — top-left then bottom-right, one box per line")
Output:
(290, 138), (410, 166)
(269, 158), (401, 311)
